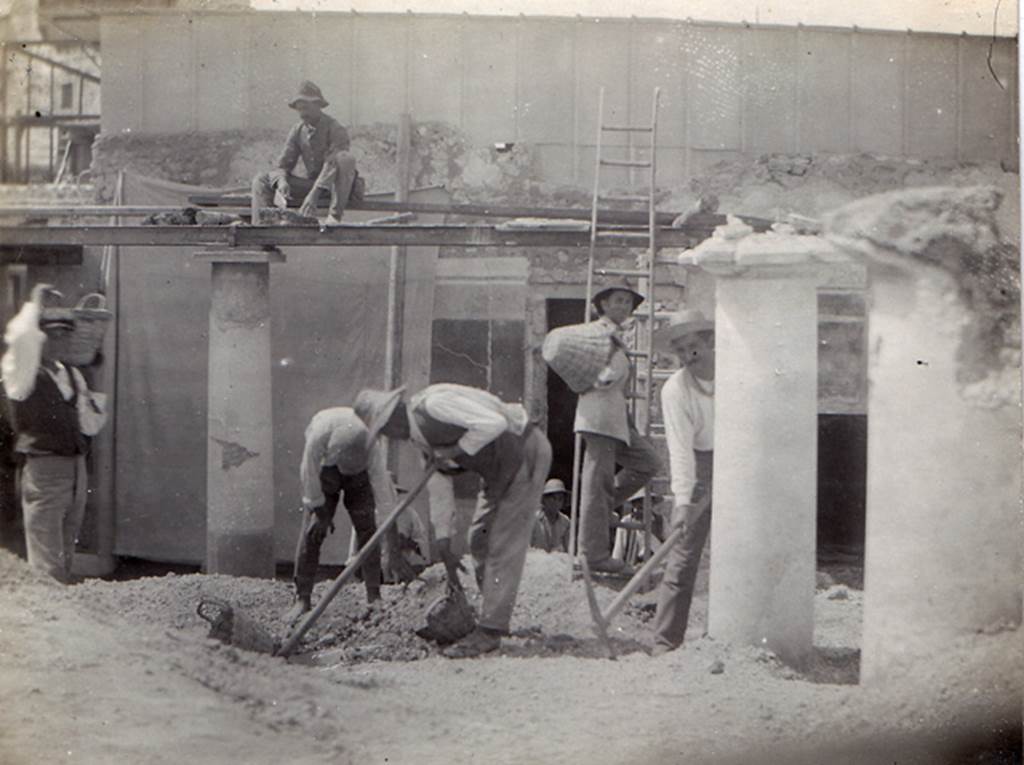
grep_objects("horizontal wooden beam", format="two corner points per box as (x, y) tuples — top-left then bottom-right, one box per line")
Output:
(0, 245), (83, 265)
(0, 224), (704, 249)
(3, 47), (101, 83)
(5, 114), (101, 127)
(190, 194), (772, 231)
(0, 205), (250, 218)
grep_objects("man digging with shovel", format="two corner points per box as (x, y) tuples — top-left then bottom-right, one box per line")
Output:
(356, 384), (551, 658)
(285, 404), (417, 624)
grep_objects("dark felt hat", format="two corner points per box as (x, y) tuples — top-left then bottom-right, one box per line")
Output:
(289, 80), (329, 109)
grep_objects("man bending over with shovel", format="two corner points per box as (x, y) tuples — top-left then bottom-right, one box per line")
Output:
(287, 405), (416, 624)
(356, 384), (551, 658)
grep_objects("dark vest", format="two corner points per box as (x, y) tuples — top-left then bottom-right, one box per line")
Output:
(6, 368), (87, 456)
(412, 402), (531, 501)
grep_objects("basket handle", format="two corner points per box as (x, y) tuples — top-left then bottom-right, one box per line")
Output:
(76, 293), (106, 311)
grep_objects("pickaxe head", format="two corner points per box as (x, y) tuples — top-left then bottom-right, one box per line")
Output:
(580, 558), (616, 661)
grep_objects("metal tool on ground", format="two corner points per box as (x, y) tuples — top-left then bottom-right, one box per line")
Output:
(581, 492), (711, 660)
(198, 596), (280, 655)
(275, 463), (439, 658)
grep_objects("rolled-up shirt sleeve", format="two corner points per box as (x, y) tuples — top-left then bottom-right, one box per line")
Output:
(299, 419), (328, 510)
(426, 468), (458, 541)
(1, 302), (45, 402)
(71, 368), (107, 437)
(366, 440), (398, 516)
(661, 374), (698, 504)
(421, 392), (509, 456)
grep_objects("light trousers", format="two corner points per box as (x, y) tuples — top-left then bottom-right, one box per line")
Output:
(578, 429), (660, 563)
(469, 428), (552, 633)
(21, 454), (88, 583)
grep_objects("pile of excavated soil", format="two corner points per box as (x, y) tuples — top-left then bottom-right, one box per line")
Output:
(67, 550), (665, 664)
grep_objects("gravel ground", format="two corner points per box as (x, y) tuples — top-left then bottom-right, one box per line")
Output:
(1, 548), (1019, 765)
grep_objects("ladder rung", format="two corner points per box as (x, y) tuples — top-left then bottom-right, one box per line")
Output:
(592, 268), (650, 278)
(599, 194), (650, 203)
(613, 520), (647, 531)
(637, 369), (675, 380)
(625, 350), (649, 358)
(600, 158), (653, 168)
(602, 125), (654, 133)
(594, 231), (651, 240)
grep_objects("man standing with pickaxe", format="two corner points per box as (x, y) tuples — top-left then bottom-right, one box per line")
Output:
(650, 309), (716, 656)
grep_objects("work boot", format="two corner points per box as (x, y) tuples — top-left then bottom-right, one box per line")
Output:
(283, 595), (312, 625)
(442, 627), (501, 659)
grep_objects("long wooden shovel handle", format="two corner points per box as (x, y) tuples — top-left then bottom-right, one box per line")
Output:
(600, 492), (712, 625)
(276, 463), (439, 658)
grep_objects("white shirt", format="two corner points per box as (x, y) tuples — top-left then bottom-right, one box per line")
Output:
(407, 383), (529, 539)
(407, 383), (528, 456)
(1, 301), (107, 437)
(660, 367), (714, 504)
(299, 407), (397, 513)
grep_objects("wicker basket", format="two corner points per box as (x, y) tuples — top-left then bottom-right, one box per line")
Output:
(542, 322), (614, 394)
(49, 293), (112, 367)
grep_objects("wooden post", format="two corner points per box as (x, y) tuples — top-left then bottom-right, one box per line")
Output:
(197, 247), (285, 577)
(48, 66), (54, 180)
(384, 112), (412, 397)
(1, 46), (8, 183)
(24, 62), (30, 184)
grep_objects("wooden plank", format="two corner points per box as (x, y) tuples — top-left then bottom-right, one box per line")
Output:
(0, 224), (707, 249)
(4, 47), (101, 83)
(187, 194), (772, 229)
(0, 205), (250, 217)
(0, 245), (83, 265)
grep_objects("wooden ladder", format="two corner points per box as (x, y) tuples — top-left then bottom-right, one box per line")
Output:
(568, 86), (672, 574)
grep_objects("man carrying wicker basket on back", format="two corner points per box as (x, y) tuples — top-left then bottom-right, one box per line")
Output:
(573, 277), (661, 576)
(1, 284), (108, 583)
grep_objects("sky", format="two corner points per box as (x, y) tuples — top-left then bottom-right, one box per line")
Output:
(249, 0), (1019, 37)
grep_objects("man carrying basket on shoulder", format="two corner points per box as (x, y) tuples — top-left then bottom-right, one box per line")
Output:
(572, 277), (661, 576)
(1, 284), (108, 583)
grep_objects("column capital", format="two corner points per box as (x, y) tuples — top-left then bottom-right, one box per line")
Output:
(680, 231), (852, 280)
(195, 247), (286, 264)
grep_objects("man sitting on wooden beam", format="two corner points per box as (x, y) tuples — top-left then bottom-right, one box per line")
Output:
(250, 80), (363, 225)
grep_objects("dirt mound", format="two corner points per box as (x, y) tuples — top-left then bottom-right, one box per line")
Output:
(63, 550), (662, 664)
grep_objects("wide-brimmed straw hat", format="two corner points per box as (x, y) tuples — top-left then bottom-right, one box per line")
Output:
(591, 276), (645, 316)
(289, 80), (329, 109)
(542, 478), (569, 496)
(653, 308), (714, 353)
(354, 386), (406, 445)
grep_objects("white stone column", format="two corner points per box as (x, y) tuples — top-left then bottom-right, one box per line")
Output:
(825, 185), (1023, 685)
(197, 248), (284, 577)
(688, 232), (832, 667)
(857, 252), (1022, 684)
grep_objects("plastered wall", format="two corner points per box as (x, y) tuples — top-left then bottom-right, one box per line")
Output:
(100, 11), (1018, 188)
